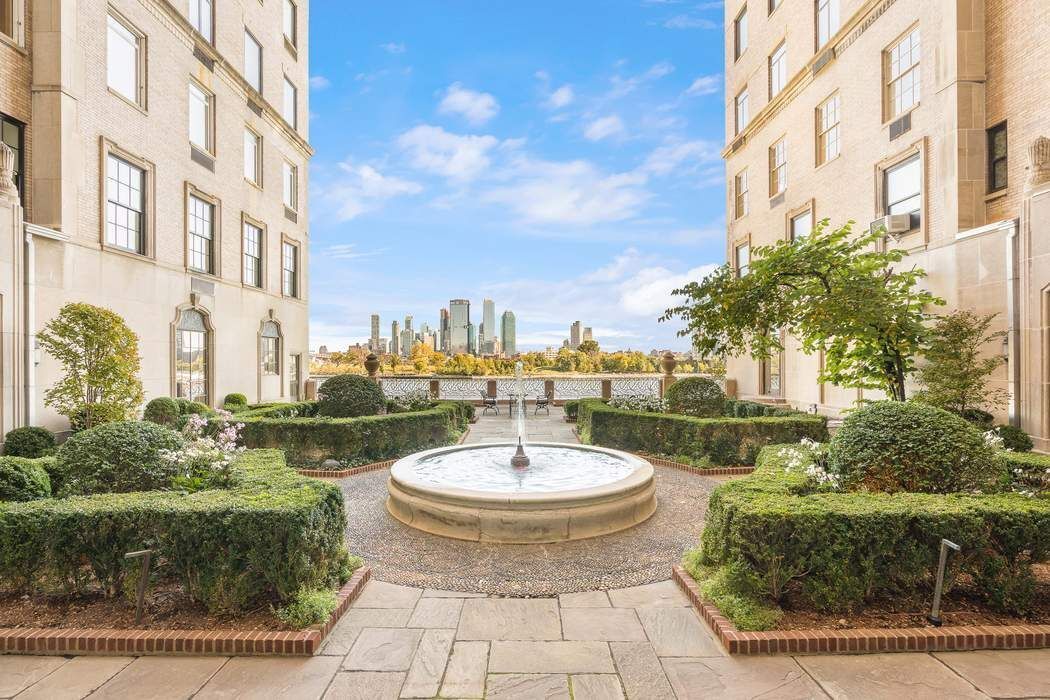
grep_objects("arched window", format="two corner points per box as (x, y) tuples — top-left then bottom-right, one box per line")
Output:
(175, 308), (209, 404)
(261, 321), (280, 375)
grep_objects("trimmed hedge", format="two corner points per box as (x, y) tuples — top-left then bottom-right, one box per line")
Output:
(238, 401), (472, 467)
(56, 421), (184, 496)
(694, 445), (1050, 622)
(577, 399), (827, 466)
(2, 427), (56, 458)
(317, 374), (386, 418)
(0, 450), (351, 612)
(0, 457), (52, 502)
(665, 377), (725, 417)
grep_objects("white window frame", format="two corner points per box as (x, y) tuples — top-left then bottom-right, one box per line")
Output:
(790, 209), (813, 241)
(244, 29), (263, 92)
(733, 6), (748, 61)
(244, 127), (262, 185)
(883, 153), (922, 228)
(188, 0), (213, 44)
(734, 169), (749, 220)
(769, 138), (787, 197)
(735, 242), (750, 277)
(282, 161), (298, 211)
(107, 13), (145, 107)
(282, 240), (299, 298)
(0, 0), (26, 45)
(243, 220), (264, 288)
(816, 0), (840, 49)
(885, 27), (921, 120)
(283, 0), (298, 49)
(188, 81), (214, 154)
(105, 153), (147, 254)
(187, 193), (215, 274)
(769, 42), (787, 99)
(734, 88), (750, 135)
(816, 93), (840, 165)
(283, 77), (298, 128)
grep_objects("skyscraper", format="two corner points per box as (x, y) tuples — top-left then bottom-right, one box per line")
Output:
(467, 322), (477, 356)
(482, 299), (496, 354)
(391, 320), (400, 357)
(449, 299), (470, 354)
(583, 327), (593, 344)
(370, 314), (380, 352)
(570, 321), (582, 350)
(501, 311), (517, 356)
(439, 308), (451, 354)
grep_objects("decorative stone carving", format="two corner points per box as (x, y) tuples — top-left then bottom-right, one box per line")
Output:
(0, 143), (18, 202)
(364, 352), (381, 380)
(1028, 136), (1050, 188)
(660, 351), (677, 377)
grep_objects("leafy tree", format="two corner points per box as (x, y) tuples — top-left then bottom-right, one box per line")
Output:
(37, 303), (145, 429)
(661, 220), (943, 401)
(915, 310), (1008, 415)
(577, 340), (600, 355)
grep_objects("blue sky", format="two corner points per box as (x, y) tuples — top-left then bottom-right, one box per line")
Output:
(307, 0), (727, 352)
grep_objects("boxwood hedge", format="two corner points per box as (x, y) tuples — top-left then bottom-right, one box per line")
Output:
(0, 449), (351, 613)
(238, 400), (472, 467)
(577, 399), (828, 466)
(694, 445), (1050, 623)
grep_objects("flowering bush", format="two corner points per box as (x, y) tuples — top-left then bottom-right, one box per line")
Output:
(780, 439), (840, 490)
(398, 390), (434, 412)
(161, 410), (245, 492)
(608, 395), (667, 413)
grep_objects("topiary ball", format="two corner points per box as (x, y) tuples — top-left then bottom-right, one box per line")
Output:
(316, 375), (386, 418)
(57, 420), (184, 496)
(2, 426), (56, 458)
(143, 397), (181, 427)
(0, 456), (52, 501)
(223, 393), (248, 407)
(827, 401), (1005, 494)
(994, 424), (1034, 452)
(664, 377), (726, 417)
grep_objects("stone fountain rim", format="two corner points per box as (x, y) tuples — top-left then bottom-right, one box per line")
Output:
(388, 441), (654, 507)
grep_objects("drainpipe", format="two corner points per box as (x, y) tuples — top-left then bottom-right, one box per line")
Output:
(1005, 220), (1020, 427)
(23, 228), (35, 427)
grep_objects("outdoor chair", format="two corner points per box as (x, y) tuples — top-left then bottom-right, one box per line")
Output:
(534, 392), (552, 415)
(480, 390), (499, 415)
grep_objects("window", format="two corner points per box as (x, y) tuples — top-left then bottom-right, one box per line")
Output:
(282, 161), (298, 210)
(188, 0), (212, 43)
(244, 128), (261, 184)
(244, 30), (262, 92)
(261, 321), (280, 375)
(735, 243), (750, 277)
(1, 0), (23, 43)
(1, 115), (24, 203)
(282, 241), (299, 297)
(107, 14), (142, 106)
(988, 122), (1008, 193)
(886, 28), (921, 119)
(884, 153), (922, 228)
(175, 308), (209, 404)
(188, 194), (214, 273)
(769, 42), (787, 98)
(816, 0), (840, 49)
(791, 209), (813, 241)
(105, 154), (145, 253)
(734, 169), (749, 219)
(816, 93), (840, 165)
(769, 138), (787, 197)
(768, 0), (782, 12)
(283, 77), (297, 128)
(733, 7), (748, 60)
(734, 89), (750, 135)
(188, 82), (213, 153)
(283, 0), (297, 48)
(243, 221), (263, 287)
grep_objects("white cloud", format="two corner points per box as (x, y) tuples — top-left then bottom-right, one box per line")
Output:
(684, 74), (720, 96)
(316, 161), (422, 221)
(640, 140), (721, 176)
(397, 125), (500, 181)
(379, 42), (406, 54)
(584, 115), (626, 141)
(309, 75), (331, 90)
(546, 85), (575, 109)
(438, 83), (500, 125)
(664, 14), (719, 29)
(323, 244), (388, 260)
(619, 263), (718, 316)
(606, 62), (675, 99)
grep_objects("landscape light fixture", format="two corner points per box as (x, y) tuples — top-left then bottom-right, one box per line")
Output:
(928, 538), (961, 627)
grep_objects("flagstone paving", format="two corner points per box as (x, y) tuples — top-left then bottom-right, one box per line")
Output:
(4, 578), (1049, 698)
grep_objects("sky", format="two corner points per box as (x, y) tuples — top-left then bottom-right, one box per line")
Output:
(307, 0), (727, 353)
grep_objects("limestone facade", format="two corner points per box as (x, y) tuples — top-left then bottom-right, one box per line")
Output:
(722, 0), (1050, 447)
(0, 0), (311, 438)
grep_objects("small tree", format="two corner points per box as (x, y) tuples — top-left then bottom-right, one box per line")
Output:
(915, 311), (1008, 415)
(661, 220), (944, 401)
(37, 303), (144, 430)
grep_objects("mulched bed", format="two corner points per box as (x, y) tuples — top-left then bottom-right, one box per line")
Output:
(774, 565), (1050, 631)
(0, 582), (286, 631)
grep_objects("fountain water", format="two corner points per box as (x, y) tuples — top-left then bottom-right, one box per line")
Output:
(510, 361), (530, 468)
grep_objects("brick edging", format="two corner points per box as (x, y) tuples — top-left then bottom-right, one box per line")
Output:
(0, 567), (372, 657)
(296, 426), (472, 478)
(672, 565), (1050, 655)
(642, 456), (755, 476)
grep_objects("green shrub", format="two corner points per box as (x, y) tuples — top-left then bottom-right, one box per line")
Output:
(223, 393), (248, 407)
(577, 399), (827, 466)
(0, 457), (51, 502)
(385, 400), (410, 414)
(0, 450), (350, 611)
(238, 401), (472, 467)
(827, 401), (1004, 494)
(274, 587), (339, 628)
(176, 399), (212, 416)
(695, 445), (1050, 622)
(2, 427), (56, 458)
(665, 377), (725, 417)
(316, 375), (386, 418)
(36, 456), (66, 496)
(961, 407), (995, 431)
(995, 424), (1034, 452)
(237, 401), (318, 419)
(563, 400), (580, 419)
(143, 397), (181, 427)
(56, 421), (184, 496)
(1001, 451), (1050, 496)
(722, 399), (737, 416)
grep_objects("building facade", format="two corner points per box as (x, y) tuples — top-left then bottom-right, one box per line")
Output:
(369, 313), (380, 352)
(569, 320), (581, 350)
(1, 0), (312, 438)
(722, 0), (1050, 446)
(449, 299), (469, 354)
(501, 310), (516, 357)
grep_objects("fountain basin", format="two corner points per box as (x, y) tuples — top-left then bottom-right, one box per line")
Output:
(386, 442), (657, 543)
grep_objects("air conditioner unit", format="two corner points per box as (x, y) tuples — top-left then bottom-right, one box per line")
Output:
(869, 214), (912, 236)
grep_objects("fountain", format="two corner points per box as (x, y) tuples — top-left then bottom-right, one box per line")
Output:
(386, 362), (657, 543)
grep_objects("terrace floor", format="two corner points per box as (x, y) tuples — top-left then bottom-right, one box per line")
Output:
(3, 408), (1047, 698)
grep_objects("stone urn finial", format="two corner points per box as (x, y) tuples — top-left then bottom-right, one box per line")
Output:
(0, 143), (17, 203)
(364, 352), (381, 380)
(1028, 136), (1050, 189)
(660, 351), (677, 377)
